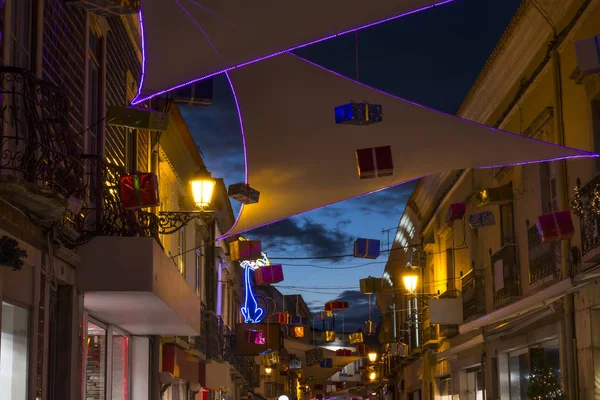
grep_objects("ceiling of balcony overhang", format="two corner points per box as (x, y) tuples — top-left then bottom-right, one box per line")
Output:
(218, 53), (597, 238)
(133, 0), (453, 103)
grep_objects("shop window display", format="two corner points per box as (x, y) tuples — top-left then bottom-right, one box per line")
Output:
(0, 302), (29, 400)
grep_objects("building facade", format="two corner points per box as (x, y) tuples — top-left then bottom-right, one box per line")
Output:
(377, 0), (600, 399)
(0, 1), (254, 400)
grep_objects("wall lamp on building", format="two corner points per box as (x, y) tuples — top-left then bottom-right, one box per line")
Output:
(260, 366), (273, 380)
(158, 165), (217, 234)
(369, 372), (377, 381)
(402, 268), (419, 295)
(367, 351), (378, 363)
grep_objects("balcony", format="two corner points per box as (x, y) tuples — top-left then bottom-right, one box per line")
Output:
(461, 269), (485, 322)
(527, 224), (559, 284)
(574, 175), (600, 272)
(491, 245), (521, 307)
(65, 157), (159, 245)
(77, 235), (201, 335)
(0, 67), (84, 220)
(421, 307), (438, 348)
(438, 290), (459, 338)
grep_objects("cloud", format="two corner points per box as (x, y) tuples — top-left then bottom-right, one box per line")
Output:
(250, 217), (354, 260)
(347, 183), (417, 217)
(309, 290), (381, 333)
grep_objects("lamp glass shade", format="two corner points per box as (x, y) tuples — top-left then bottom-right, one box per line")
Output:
(191, 172), (215, 208)
(403, 273), (418, 294)
(264, 366), (272, 375)
(369, 372), (376, 381)
(368, 352), (378, 363)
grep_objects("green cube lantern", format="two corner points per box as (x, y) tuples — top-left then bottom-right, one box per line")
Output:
(360, 277), (382, 294)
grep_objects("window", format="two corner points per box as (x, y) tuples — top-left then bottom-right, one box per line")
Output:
(1, 302), (29, 400)
(84, 317), (131, 400)
(500, 203), (515, 246)
(177, 227), (185, 276)
(439, 376), (452, 400)
(465, 367), (484, 400)
(9, 0), (33, 69)
(85, 320), (107, 400)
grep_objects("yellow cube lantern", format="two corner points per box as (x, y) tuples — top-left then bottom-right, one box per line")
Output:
(325, 331), (335, 342)
(293, 326), (305, 338)
(349, 332), (364, 344)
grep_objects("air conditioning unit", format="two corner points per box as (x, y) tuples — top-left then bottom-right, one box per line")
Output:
(172, 78), (214, 106)
(107, 106), (169, 131)
(65, 0), (140, 16)
(575, 35), (600, 74)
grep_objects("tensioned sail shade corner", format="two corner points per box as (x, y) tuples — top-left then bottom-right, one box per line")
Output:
(134, 0), (455, 104)
(220, 53), (597, 239)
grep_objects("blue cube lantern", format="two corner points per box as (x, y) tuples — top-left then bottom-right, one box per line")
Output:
(353, 238), (380, 259)
(335, 101), (382, 125)
(289, 315), (309, 325)
(320, 358), (333, 368)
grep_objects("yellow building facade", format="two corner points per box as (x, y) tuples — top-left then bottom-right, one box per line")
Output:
(378, 0), (600, 399)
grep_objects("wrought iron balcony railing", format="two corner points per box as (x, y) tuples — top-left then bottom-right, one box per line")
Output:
(461, 269), (485, 322)
(573, 175), (600, 272)
(0, 67), (83, 200)
(527, 224), (559, 283)
(420, 307), (438, 345)
(67, 156), (159, 246)
(491, 245), (521, 306)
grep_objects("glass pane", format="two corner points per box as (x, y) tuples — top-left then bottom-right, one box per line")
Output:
(86, 321), (106, 400)
(1, 302), (29, 400)
(112, 331), (130, 400)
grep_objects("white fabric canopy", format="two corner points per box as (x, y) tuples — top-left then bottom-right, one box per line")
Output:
(220, 53), (597, 238)
(133, 0), (454, 103)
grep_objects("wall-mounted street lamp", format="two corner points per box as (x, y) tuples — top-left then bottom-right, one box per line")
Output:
(158, 165), (216, 234)
(369, 372), (377, 381)
(367, 352), (378, 363)
(260, 366), (273, 381)
(402, 269), (419, 295)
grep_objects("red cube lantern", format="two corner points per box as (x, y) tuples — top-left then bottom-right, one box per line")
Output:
(254, 264), (284, 285)
(324, 301), (349, 311)
(229, 239), (262, 261)
(355, 146), (393, 179)
(228, 183), (260, 204)
(536, 210), (575, 243)
(447, 202), (466, 221)
(275, 312), (290, 324)
(119, 172), (160, 209)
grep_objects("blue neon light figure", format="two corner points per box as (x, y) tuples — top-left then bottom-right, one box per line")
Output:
(240, 252), (269, 323)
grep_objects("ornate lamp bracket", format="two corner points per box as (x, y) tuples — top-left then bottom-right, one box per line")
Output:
(158, 210), (216, 235)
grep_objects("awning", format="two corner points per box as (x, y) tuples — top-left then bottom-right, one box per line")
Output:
(133, 0), (454, 103)
(218, 53), (597, 238)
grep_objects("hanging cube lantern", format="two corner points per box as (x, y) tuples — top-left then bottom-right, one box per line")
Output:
(320, 358), (333, 368)
(447, 202), (466, 221)
(468, 211), (496, 229)
(324, 301), (349, 312)
(229, 239), (262, 261)
(355, 146), (393, 179)
(260, 350), (280, 366)
(292, 326), (305, 338)
(254, 264), (284, 285)
(274, 312), (291, 324)
(348, 332), (364, 344)
(228, 183), (260, 204)
(289, 359), (301, 369)
(334, 101), (382, 125)
(245, 329), (266, 345)
(476, 183), (514, 207)
(118, 172), (160, 209)
(536, 210), (575, 243)
(314, 384), (324, 391)
(359, 276), (382, 294)
(325, 331), (336, 342)
(336, 349), (352, 356)
(316, 311), (331, 320)
(353, 238), (381, 259)
(363, 320), (375, 336)
(305, 348), (325, 365)
(289, 315), (309, 325)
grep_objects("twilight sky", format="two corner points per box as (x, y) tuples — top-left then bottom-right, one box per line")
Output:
(181, 0), (521, 331)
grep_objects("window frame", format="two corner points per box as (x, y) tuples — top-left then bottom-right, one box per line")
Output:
(8, 0), (34, 69)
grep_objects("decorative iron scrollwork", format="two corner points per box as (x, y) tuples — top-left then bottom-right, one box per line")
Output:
(0, 67), (84, 199)
(158, 211), (215, 235)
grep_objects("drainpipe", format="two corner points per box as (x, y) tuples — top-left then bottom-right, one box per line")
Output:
(551, 46), (577, 399)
